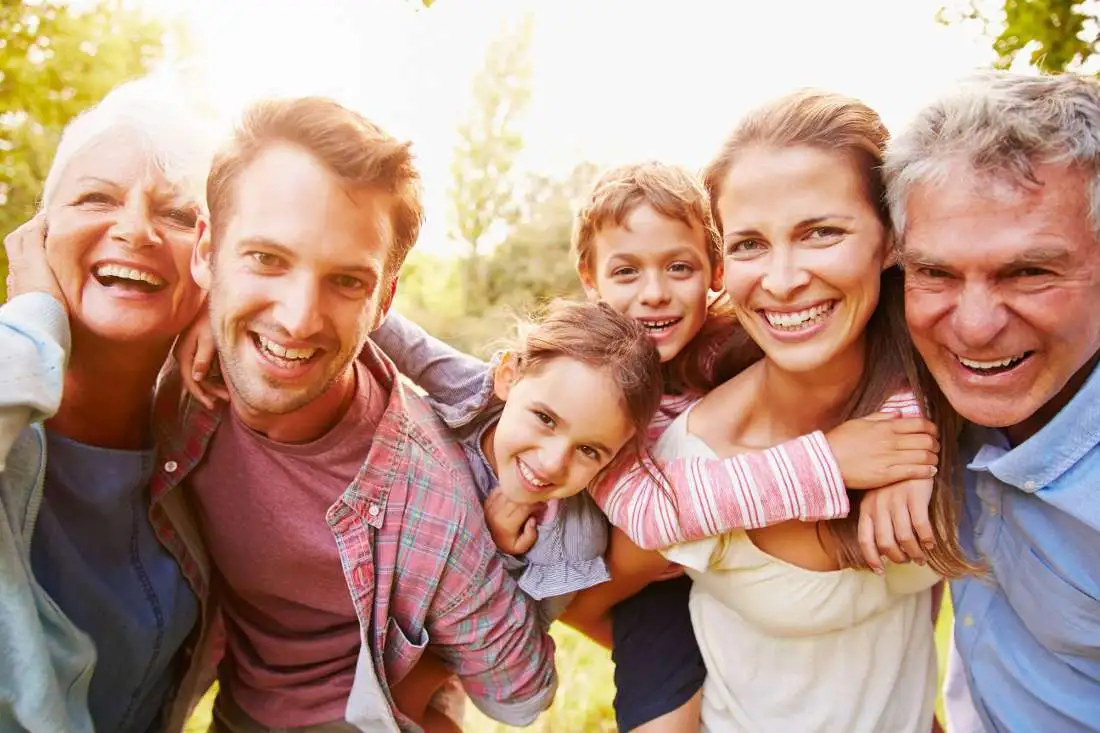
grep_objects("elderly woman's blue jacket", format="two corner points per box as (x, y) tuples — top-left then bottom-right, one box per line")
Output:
(0, 292), (96, 733)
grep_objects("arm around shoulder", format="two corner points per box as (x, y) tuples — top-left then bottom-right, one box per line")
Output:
(370, 311), (497, 429)
(593, 430), (849, 551)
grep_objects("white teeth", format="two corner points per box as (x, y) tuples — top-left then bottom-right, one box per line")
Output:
(957, 354), (1026, 371)
(257, 335), (317, 361)
(94, 263), (165, 287)
(518, 460), (550, 487)
(641, 318), (680, 331)
(763, 302), (834, 330)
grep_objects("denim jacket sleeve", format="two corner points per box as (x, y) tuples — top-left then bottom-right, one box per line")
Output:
(0, 294), (69, 471)
(370, 312), (497, 431)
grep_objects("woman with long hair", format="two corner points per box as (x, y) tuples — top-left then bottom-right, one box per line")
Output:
(650, 90), (972, 732)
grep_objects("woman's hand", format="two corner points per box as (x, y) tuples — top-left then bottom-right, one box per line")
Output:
(857, 477), (935, 572)
(4, 214), (64, 309)
(173, 305), (229, 409)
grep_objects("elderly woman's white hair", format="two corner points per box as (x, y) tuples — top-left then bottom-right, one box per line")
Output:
(40, 71), (219, 212)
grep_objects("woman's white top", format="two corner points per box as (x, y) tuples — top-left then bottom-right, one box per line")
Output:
(655, 405), (939, 733)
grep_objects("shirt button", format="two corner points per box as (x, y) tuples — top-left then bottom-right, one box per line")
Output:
(963, 614), (975, 627)
(164, 461), (179, 473)
(987, 504), (998, 516)
(1024, 480), (1037, 490)
(368, 504), (381, 517)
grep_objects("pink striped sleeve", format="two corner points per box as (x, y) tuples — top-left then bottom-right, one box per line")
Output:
(590, 390), (922, 550)
(590, 431), (849, 551)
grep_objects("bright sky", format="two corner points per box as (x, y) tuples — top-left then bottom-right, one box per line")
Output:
(139, 0), (997, 255)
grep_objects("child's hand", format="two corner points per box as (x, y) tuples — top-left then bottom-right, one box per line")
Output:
(857, 477), (935, 572)
(484, 488), (539, 556)
(174, 306), (229, 410)
(826, 412), (940, 490)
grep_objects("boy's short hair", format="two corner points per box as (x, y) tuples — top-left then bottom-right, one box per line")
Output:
(571, 161), (721, 279)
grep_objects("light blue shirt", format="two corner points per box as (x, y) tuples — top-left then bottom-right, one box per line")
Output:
(950, 362), (1100, 732)
(0, 292), (96, 733)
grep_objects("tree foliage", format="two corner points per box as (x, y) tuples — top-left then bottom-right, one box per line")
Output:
(397, 161), (595, 357)
(0, 0), (167, 299)
(448, 12), (534, 313)
(941, 0), (1098, 71)
(483, 162), (595, 312)
(995, 0), (1095, 71)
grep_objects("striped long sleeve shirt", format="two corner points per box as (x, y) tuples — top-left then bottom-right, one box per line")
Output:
(592, 391), (922, 550)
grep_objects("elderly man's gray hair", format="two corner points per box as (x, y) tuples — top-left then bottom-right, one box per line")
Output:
(884, 70), (1100, 245)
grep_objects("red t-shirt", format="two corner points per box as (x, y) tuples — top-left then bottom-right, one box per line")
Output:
(190, 362), (386, 727)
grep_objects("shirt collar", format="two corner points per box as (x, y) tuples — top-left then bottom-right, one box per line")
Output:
(965, 360), (1100, 492)
(155, 338), (407, 469)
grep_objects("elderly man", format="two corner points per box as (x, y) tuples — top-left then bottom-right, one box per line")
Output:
(885, 70), (1100, 732)
(151, 97), (556, 732)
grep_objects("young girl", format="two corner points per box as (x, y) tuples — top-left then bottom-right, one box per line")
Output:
(629, 90), (972, 731)
(373, 298), (663, 625)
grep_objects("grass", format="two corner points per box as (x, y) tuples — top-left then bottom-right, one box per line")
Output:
(462, 625), (617, 733)
(186, 600), (954, 732)
(184, 625), (615, 732)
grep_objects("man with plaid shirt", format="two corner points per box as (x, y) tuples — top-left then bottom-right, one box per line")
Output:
(151, 97), (556, 732)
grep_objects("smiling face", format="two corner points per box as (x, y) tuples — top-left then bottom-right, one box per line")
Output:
(488, 356), (636, 504)
(43, 135), (205, 345)
(584, 205), (721, 362)
(902, 162), (1100, 436)
(193, 143), (395, 418)
(717, 145), (890, 374)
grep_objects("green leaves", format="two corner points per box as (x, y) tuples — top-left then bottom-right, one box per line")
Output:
(996, 0), (1093, 72)
(396, 162), (595, 358)
(939, 0), (1097, 73)
(449, 13), (534, 314)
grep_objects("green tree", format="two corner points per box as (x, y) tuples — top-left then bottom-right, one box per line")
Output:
(448, 12), (534, 315)
(395, 162), (596, 357)
(483, 161), (596, 312)
(0, 0), (167, 299)
(940, 0), (1098, 71)
(996, 0), (1094, 70)
(389, 249), (467, 347)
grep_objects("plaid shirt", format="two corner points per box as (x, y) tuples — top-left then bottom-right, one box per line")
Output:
(147, 341), (557, 732)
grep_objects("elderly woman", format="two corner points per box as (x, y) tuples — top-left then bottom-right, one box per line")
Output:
(0, 77), (214, 733)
